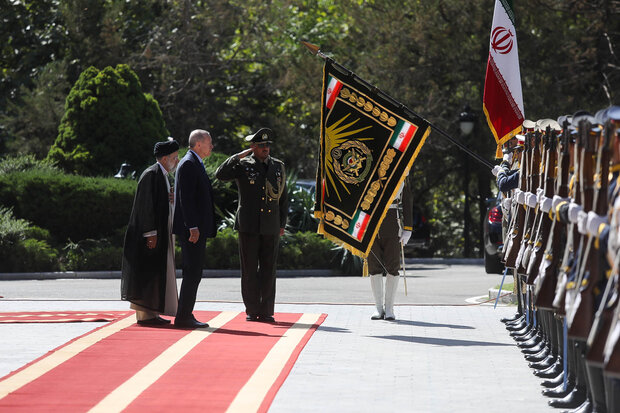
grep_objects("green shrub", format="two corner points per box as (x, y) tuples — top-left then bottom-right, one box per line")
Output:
(278, 231), (335, 269)
(0, 169), (136, 242)
(0, 154), (60, 175)
(204, 227), (240, 269)
(0, 207), (58, 272)
(47, 64), (168, 176)
(61, 239), (122, 271)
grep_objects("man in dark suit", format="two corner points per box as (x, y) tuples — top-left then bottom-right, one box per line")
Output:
(215, 128), (288, 322)
(173, 129), (216, 328)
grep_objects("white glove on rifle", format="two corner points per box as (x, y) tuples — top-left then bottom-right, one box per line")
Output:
(399, 230), (412, 245)
(586, 211), (608, 237)
(540, 196), (553, 213)
(577, 210), (588, 235)
(552, 195), (569, 211)
(525, 192), (537, 208)
(492, 165), (502, 177)
(536, 188), (544, 199)
(502, 197), (512, 211)
(568, 202), (583, 223)
(502, 152), (513, 164)
(516, 190), (526, 205)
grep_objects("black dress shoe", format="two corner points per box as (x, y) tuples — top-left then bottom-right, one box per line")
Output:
(529, 355), (556, 370)
(174, 318), (209, 328)
(501, 313), (523, 324)
(246, 314), (259, 321)
(542, 381), (574, 398)
(534, 362), (564, 378)
(258, 315), (275, 323)
(137, 316), (170, 326)
(548, 386), (586, 409)
(541, 371), (565, 388)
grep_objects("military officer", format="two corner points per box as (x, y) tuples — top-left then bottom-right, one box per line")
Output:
(215, 127), (288, 322)
(369, 176), (413, 321)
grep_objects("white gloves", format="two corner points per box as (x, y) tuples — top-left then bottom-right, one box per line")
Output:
(400, 230), (412, 245)
(492, 165), (503, 177)
(568, 202), (583, 223)
(502, 152), (513, 164)
(552, 195), (569, 211)
(577, 210), (588, 234)
(586, 211), (608, 237)
(536, 188), (544, 199)
(525, 192), (537, 208)
(502, 197), (512, 211)
(540, 196), (553, 213)
(516, 190), (526, 205)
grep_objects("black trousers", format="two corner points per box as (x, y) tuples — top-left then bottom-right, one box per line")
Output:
(238, 232), (279, 316)
(176, 237), (206, 321)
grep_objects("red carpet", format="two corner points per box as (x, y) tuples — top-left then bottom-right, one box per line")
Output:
(0, 311), (326, 412)
(0, 311), (132, 323)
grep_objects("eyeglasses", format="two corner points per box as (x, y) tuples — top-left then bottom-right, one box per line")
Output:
(255, 142), (271, 148)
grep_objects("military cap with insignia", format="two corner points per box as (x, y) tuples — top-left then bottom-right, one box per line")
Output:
(153, 137), (179, 157)
(245, 128), (273, 143)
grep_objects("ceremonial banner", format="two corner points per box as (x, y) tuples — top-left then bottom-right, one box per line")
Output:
(314, 60), (430, 258)
(483, 0), (524, 157)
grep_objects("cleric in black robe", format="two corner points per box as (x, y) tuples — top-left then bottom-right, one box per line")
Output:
(121, 139), (180, 326)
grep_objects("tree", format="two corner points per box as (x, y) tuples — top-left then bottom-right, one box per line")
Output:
(47, 64), (168, 176)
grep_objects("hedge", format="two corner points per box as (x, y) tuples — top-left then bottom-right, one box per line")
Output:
(0, 169), (137, 243)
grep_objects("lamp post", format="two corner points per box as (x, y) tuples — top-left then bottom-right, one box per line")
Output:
(459, 105), (475, 258)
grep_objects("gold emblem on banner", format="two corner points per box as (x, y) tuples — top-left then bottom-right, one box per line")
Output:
(332, 140), (373, 185)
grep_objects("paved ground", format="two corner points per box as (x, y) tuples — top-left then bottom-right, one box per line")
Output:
(0, 262), (555, 412)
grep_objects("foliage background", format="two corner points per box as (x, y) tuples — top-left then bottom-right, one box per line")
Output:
(1, 0), (618, 259)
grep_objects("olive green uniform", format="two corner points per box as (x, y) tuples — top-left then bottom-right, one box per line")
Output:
(368, 178), (414, 274)
(215, 153), (288, 317)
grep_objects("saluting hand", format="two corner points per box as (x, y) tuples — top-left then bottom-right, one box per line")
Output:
(237, 148), (253, 159)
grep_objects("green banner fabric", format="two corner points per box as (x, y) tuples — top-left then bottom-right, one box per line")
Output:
(314, 60), (431, 258)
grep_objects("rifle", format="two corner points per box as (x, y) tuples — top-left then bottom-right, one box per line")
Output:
(515, 131), (542, 275)
(553, 123), (585, 315)
(535, 122), (571, 309)
(567, 120), (607, 339)
(503, 132), (531, 268)
(586, 121), (619, 363)
(526, 127), (558, 284)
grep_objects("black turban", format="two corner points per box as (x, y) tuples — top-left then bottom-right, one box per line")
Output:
(153, 139), (179, 157)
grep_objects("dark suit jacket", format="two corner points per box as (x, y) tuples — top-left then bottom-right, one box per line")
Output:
(173, 150), (216, 241)
(215, 153), (288, 235)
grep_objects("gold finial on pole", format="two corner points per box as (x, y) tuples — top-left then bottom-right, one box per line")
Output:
(300, 41), (328, 60)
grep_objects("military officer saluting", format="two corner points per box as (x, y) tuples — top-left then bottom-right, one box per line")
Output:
(215, 127), (288, 322)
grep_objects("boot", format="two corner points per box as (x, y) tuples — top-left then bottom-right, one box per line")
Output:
(384, 274), (399, 321)
(370, 274), (384, 320)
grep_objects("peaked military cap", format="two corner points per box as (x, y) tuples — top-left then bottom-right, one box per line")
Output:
(245, 127), (273, 143)
(153, 138), (179, 157)
(595, 106), (620, 124)
(571, 110), (597, 128)
(522, 119), (536, 130)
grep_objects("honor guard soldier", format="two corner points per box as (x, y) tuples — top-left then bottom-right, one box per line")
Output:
(215, 128), (288, 323)
(368, 176), (413, 321)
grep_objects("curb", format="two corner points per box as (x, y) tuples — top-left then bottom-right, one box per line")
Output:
(488, 288), (516, 304)
(0, 258), (484, 281)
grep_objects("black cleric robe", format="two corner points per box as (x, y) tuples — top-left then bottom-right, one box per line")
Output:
(121, 163), (172, 313)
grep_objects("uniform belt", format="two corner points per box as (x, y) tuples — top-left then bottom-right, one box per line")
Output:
(388, 204), (399, 209)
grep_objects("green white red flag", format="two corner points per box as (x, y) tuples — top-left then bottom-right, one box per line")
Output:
(483, 0), (524, 157)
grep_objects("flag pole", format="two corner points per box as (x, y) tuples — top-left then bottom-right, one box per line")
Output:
(301, 41), (494, 170)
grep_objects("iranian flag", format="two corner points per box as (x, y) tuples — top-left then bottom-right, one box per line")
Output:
(390, 119), (418, 152)
(483, 0), (524, 157)
(325, 75), (343, 109)
(348, 210), (370, 241)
